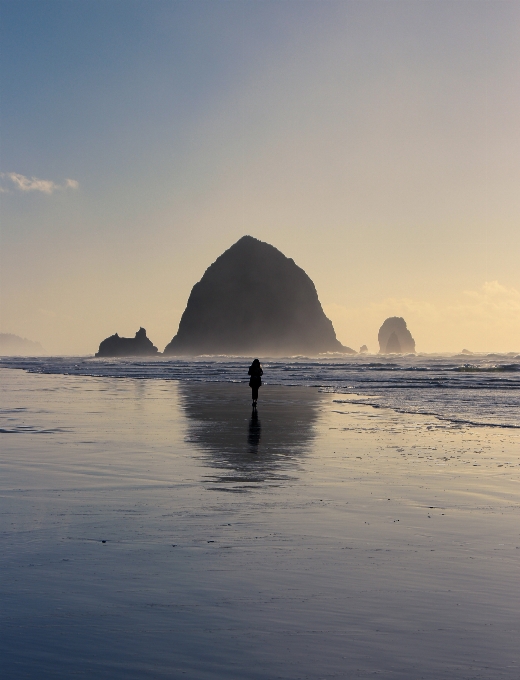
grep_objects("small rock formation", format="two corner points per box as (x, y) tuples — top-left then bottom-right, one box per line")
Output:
(378, 317), (415, 354)
(0, 333), (45, 355)
(359, 345), (368, 354)
(461, 349), (473, 355)
(96, 327), (158, 357)
(164, 235), (355, 356)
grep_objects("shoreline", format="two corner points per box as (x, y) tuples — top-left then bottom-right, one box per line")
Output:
(0, 357), (520, 429)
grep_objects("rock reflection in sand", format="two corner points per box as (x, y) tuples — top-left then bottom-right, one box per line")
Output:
(178, 382), (322, 488)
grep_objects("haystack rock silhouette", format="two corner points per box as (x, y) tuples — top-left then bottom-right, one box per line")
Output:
(164, 236), (354, 356)
(378, 317), (416, 354)
(96, 327), (158, 357)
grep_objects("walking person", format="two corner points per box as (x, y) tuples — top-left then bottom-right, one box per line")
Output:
(248, 359), (263, 409)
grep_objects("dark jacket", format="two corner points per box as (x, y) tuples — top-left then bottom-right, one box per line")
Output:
(248, 363), (263, 388)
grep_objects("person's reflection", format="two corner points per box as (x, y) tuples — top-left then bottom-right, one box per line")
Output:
(247, 409), (261, 450)
(178, 382), (322, 489)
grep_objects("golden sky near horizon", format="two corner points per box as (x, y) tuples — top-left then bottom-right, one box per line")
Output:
(1, 1), (519, 354)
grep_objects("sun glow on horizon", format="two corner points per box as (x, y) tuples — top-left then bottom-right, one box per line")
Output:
(1, 1), (518, 354)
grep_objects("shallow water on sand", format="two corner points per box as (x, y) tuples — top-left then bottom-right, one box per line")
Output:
(1, 368), (519, 679)
(2, 353), (519, 427)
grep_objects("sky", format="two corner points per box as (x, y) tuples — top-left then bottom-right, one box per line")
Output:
(1, 0), (519, 355)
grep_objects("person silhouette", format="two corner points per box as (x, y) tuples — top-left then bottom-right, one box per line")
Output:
(248, 359), (263, 408)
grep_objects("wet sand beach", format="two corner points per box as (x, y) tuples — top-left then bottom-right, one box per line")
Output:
(1, 368), (519, 679)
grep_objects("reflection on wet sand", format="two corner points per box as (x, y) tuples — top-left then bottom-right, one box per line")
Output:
(178, 383), (322, 489)
(247, 409), (261, 449)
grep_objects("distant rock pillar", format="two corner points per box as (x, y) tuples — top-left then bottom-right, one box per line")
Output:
(378, 317), (415, 354)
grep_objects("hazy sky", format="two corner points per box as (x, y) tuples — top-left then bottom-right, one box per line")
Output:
(1, 0), (519, 354)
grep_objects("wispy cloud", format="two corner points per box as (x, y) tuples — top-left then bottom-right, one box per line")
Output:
(0, 172), (79, 194)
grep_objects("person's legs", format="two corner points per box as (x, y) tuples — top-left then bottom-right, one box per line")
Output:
(252, 385), (259, 406)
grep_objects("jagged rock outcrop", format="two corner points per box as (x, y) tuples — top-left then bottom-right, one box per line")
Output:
(378, 317), (415, 354)
(359, 345), (368, 354)
(96, 327), (158, 357)
(164, 235), (354, 356)
(0, 333), (45, 355)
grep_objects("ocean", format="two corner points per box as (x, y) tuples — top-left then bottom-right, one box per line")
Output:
(1, 352), (518, 428)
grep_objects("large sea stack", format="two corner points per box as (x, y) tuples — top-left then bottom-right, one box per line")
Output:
(96, 327), (158, 357)
(164, 236), (353, 356)
(378, 317), (416, 354)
